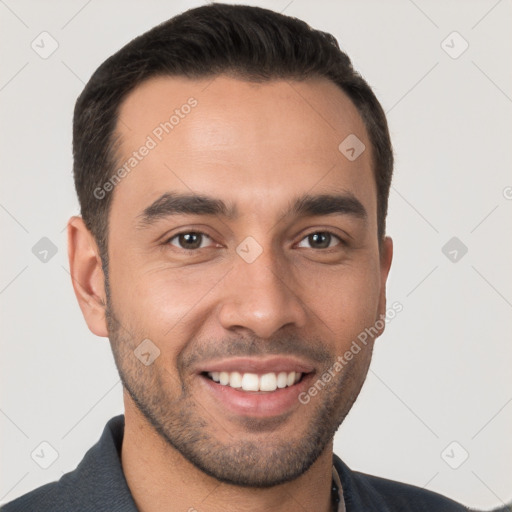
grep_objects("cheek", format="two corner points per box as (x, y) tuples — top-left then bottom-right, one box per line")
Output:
(109, 262), (226, 339)
(301, 258), (382, 340)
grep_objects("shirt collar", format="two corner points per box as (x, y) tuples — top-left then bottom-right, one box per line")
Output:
(332, 464), (346, 512)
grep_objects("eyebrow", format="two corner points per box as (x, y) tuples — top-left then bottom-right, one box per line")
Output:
(135, 191), (367, 229)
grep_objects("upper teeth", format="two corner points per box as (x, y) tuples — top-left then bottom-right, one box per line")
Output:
(207, 371), (301, 392)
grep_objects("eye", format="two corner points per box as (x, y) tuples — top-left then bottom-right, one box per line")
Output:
(296, 231), (344, 250)
(166, 231), (214, 250)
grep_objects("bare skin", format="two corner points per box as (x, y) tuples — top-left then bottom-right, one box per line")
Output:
(67, 75), (393, 512)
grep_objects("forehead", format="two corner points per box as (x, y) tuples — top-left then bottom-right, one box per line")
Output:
(109, 74), (376, 228)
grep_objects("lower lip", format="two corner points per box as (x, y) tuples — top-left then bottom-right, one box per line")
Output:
(199, 373), (314, 418)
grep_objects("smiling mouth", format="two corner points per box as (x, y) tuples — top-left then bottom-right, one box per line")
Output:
(202, 371), (306, 392)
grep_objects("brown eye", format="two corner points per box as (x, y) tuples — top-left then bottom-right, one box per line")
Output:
(167, 232), (212, 250)
(297, 232), (343, 250)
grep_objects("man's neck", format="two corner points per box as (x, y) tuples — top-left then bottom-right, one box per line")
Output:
(121, 403), (335, 512)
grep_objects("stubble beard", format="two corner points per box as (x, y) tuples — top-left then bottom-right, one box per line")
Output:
(104, 281), (372, 488)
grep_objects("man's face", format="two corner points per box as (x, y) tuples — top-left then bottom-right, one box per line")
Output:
(103, 75), (392, 487)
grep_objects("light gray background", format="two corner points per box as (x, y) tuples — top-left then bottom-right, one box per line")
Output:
(1, 0), (511, 509)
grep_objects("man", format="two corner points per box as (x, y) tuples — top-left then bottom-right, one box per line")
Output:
(1, 3), (470, 511)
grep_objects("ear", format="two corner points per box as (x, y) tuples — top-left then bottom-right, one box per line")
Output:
(67, 216), (109, 337)
(376, 236), (393, 334)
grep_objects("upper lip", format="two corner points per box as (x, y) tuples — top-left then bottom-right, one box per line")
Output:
(197, 356), (315, 375)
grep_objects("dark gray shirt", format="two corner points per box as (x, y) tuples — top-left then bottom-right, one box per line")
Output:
(1, 415), (470, 511)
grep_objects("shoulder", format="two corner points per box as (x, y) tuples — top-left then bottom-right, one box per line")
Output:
(1, 415), (136, 512)
(1, 481), (64, 512)
(0, 453), (115, 512)
(333, 453), (469, 511)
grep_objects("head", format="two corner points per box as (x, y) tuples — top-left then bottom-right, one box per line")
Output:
(68, 3), (393, 488)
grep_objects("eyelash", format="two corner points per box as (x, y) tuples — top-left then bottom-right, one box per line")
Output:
(164, 230), (346, 252)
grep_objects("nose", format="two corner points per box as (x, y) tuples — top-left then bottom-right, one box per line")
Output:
(217, 245), (308, 339)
